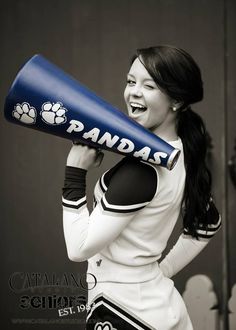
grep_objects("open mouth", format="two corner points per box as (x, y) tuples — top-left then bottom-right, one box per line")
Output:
(130, 102), (147, 115)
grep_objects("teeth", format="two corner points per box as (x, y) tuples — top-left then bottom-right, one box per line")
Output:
(130, 102), (146, 109)
(130, 102), (147, 115)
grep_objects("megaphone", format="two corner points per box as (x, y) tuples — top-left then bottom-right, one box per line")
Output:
(4, 55), (180, 170)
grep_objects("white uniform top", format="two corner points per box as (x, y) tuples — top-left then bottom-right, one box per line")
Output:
(62, 138), (221, 283)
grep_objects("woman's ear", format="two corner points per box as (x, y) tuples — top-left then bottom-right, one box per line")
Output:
(171, 101), (184, 112)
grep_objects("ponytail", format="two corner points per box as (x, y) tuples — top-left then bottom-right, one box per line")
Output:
(134, 45), (211, 238)
(177, 108), (212, 238)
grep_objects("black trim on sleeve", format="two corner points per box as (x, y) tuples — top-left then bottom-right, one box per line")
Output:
(62, 166), (87, 201)
(101, 158), (158, 213)
(184, 199), (221, 239)
(62, 196), (87, 210)
(101, 195), (146, 213)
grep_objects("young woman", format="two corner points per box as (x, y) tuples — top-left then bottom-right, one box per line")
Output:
(62, 45), (221, 330)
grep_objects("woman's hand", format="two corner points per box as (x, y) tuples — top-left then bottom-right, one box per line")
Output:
(66, 143), (104, 170)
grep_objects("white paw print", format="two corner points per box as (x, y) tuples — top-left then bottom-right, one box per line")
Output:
(40, 102), (67, 125)
(94, 321), (117, 330)
(12, 102), (37, 124)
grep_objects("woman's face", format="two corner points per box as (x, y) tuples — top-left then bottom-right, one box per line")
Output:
(124, 57), (177, 138)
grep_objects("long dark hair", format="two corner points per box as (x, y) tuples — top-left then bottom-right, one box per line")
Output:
(132, 45), (211, 238)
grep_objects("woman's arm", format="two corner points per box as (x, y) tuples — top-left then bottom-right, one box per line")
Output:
(159, 200), (221, 278)
(62, 144), (158, 262)
(63, 195), (136, 262)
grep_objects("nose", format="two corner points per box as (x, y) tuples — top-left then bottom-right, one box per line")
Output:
(130, 84), (143, 97)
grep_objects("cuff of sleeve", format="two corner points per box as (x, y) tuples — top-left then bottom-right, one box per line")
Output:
(65, 166), (87, 182)
(63, 166), (87, 201)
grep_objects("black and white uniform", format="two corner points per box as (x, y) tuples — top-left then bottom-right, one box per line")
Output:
(62, 138), (221, 330)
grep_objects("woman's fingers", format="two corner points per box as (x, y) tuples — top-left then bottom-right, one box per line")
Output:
(67, 143), (103, 169)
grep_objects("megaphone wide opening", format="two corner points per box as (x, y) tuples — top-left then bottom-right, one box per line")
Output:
(167, 149), (181, 170)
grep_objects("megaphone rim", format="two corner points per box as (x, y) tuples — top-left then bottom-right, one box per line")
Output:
(167, 148), (181, 170)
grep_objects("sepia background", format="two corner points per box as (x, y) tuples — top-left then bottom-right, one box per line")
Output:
(0, 0), (235, 329)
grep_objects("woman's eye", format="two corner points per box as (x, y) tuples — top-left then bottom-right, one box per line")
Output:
(145, 84), (155, 90)
(127, 79), (135, 85)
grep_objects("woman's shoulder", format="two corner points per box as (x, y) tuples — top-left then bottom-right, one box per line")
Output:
(103, 157), (158, 208)
(106, 157), (158, 185)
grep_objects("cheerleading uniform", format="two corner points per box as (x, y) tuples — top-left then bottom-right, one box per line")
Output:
(62, 138), (221, 330)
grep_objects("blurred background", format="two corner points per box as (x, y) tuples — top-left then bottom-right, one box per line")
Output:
(0, 0), (235, 329)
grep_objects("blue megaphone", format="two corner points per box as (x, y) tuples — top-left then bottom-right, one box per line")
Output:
(4, 55), (180, 170)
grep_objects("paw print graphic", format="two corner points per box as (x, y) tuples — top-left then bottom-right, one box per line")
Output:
(94, 321), (117, 330)
(12, 102), (37, 124)
(40, 102), (67, 125)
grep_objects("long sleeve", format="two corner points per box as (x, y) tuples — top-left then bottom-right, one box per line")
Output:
(159, 199), (221, 278)
(62, 160), (158, 262)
